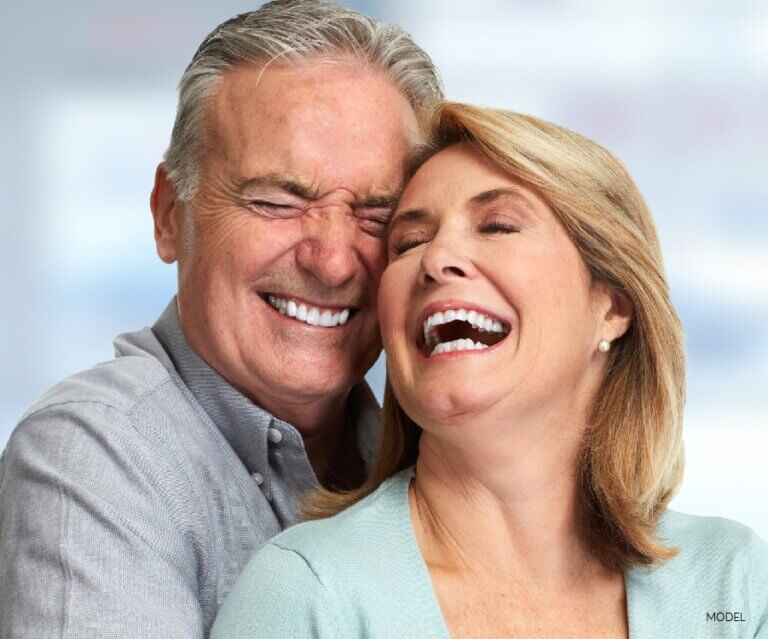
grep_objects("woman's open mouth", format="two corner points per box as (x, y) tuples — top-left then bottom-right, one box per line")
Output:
(417, 306), (510, 358)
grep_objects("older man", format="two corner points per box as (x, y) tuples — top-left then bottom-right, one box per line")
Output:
(0, 2), (441, 637)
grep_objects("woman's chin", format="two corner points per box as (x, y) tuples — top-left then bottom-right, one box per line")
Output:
(403, 381), (503, 426)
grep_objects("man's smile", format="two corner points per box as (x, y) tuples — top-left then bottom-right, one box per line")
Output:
(258, 292), (359, 328)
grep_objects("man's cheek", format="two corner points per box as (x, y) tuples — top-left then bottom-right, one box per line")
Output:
(359, 238), (388, 283)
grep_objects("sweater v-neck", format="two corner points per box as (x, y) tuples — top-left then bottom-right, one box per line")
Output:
(391, 465), (644, 638)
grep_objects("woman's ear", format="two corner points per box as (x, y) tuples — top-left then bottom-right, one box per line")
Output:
(594, 282), (634, 342)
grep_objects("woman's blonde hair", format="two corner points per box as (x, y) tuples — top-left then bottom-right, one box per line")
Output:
(303, 102), (686, 571)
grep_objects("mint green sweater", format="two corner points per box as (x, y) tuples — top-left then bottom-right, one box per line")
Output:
(211, 466), (768, 638)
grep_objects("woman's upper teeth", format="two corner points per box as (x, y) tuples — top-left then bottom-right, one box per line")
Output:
(267, 295), (350, 327)
(423, 308), (507, 340)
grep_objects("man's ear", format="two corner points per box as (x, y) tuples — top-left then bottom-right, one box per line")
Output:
(596, 282), (634, 343)
(150, 163), (183, 264)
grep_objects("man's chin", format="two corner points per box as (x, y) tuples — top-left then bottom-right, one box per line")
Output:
(246, 353), (370, 400)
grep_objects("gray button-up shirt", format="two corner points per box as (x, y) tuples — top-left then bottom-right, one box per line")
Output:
(0, 299), (381, 638)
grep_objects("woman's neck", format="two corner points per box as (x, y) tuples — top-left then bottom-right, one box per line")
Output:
(409, 410), (607, 587)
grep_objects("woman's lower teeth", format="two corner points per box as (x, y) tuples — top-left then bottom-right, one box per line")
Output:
(431, 339), (489, 356)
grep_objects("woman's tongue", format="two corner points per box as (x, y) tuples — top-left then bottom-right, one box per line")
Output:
(431, 320), (506, 350)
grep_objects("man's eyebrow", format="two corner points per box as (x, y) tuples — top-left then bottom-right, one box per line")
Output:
(236, 174), (318, 199)
(236, 175), (401, 208)
(357, 192), (402, 209)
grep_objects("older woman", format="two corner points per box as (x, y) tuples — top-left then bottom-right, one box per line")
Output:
(211, 104), (768, 638)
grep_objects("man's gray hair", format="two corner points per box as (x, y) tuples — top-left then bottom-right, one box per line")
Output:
(163, 0), (443, 202)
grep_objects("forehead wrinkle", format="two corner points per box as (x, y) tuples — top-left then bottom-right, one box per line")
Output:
(208, 64), (419, 211)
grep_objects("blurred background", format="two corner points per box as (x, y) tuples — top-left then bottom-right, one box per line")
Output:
(1, 1), (766, 535)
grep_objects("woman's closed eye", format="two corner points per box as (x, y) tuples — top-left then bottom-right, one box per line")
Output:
(390, 217), (520, 256)
(391, 237), (427, 255)
(478, 220), (519, 234)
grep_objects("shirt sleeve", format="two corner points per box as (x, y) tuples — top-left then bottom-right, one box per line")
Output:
(0, 401), (206, 638)
(211, 543), (344, 639)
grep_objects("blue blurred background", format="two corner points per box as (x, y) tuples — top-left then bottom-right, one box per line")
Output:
(1, 1), (766, 535)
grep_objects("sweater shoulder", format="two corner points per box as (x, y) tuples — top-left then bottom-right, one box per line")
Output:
(658, 509), (756, 561)
(266, 469), (413, 576)
(629, 508), (762, 595)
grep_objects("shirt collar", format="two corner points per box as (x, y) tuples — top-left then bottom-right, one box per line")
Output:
(151, 298), (381, 479)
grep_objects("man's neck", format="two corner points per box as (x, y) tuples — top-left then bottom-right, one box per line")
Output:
(250, 389), (362, 487)
(171, 301), (365, 487)
(256, 389), (349, 437)
(302, 410), (366, 490)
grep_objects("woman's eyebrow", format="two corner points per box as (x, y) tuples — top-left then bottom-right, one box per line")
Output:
(385, 208), (428, 236)
(470, 187), (528, 207)
(469, 187), (538, 221)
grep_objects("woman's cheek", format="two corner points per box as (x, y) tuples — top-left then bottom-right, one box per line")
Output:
(377, 270), (400, 337)
(378, 262), (412, 350)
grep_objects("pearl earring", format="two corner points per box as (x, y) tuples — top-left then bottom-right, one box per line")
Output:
(598, 339), (611, 352)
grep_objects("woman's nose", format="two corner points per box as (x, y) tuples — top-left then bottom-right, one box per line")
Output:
(419, 242), (478, 286)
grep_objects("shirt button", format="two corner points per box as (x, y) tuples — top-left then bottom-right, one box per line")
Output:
(267, 427), (283, 444)
(251, 472), (264, 486)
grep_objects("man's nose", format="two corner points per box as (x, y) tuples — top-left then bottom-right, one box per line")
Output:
(419, 240), (478, 286)
(295, 207), (359, 288)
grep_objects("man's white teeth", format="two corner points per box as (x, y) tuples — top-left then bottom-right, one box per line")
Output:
(422, 308), (508, 343)
(306, 308), (320, 325)
(431, 339), (489, 356)
(267, 295), (350, 327)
